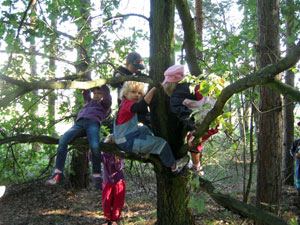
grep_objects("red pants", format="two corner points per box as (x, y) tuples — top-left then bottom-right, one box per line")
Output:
(187, 127), (219, 152)
(102, 180), (126, 221)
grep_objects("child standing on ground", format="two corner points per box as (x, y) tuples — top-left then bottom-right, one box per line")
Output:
(162, 65), (218, 174)
(45, 85), (112, 190)
(113, 81), (189, 174)
(101, 134), (125, 225)
(289, 122), (300, 197)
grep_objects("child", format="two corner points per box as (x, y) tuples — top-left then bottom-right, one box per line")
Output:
(162, 65), (218, 174)
(113, 81), (189, 174)
(112, 52), (150, 125)
(101, 134), (125, 225)
(45, 85), (112, 190)
(289, 122), (300, 196)
(111, 52), (147, 99)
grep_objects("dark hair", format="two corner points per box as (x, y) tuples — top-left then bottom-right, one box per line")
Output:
(126, 52), (145, 70)
(91, 86), (102, 92)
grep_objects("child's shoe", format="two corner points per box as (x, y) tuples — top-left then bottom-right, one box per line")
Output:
(192, 165), (204, 176)
(45, 172), (64, 186)
(93, 176), (103, 191)
(172, 155), (189, 174)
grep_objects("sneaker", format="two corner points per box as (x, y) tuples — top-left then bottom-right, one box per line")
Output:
(192, 165), (204, 176)
(172, 155), (189, 174)
(93, 176), (102, 190)
(45, 172), (64, 186)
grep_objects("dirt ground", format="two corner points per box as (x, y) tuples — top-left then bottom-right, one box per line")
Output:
(1, 177), (300, 225)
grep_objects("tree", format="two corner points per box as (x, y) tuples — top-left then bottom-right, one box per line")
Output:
(256, 0), (282, 214)
(1, 1), (300, 224)
(282, 0), (296, 186)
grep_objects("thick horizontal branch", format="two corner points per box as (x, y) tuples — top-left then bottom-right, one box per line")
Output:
(0, 134), (155, 165)
(197, 175), (287, 225)
(0, 75), (158, 108)
(30, 75), (158, 90)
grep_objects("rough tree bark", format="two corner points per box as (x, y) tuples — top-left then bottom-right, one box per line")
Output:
(256, 0), (282, 214)
(149, 0), (195, 224)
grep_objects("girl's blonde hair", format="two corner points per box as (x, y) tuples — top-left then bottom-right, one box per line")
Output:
(163, 82), (177, 97)
(120, 81), (146, 100)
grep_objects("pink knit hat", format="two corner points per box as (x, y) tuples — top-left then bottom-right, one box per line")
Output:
(162, 65), (185, 85)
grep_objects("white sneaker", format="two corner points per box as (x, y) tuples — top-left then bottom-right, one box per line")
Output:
(172, 155), (189, 174)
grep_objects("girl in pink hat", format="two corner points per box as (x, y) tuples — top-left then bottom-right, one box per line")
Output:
(162, 65), (218, 175)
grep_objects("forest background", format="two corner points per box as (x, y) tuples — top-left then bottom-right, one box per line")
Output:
(0, 0), (300, 224)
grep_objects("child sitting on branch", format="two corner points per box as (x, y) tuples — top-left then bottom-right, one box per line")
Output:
(113, 81), (189, 174)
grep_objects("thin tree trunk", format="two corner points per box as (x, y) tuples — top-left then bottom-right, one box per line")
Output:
(282, 0), (296, 186)
(194, 0), (203, 62)
(244, 88), (255, 203)
(70, 0), (91, 188)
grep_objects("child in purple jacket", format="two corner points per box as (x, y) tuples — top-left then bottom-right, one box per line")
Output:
(101, 134), (125, 225)
(45, 85), (112, 190)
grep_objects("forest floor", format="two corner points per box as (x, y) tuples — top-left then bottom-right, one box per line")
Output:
(1, 170), (300, 225)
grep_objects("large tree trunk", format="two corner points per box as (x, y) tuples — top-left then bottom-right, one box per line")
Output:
(69, 145), (90, 188)
(256, 0), (282, 214)
(155, 168), (195, 225)
(282, 0), (296, 186)
(149, 1), (195, 224)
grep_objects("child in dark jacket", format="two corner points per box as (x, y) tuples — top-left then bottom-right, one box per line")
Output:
(113, 81), (189, 174)
(162, 65), (218, 174)
(45, 85), (112, 190)
(111, 52), (150, 125)
(111, 52), (147, 101)
(101, 134), (125, 225)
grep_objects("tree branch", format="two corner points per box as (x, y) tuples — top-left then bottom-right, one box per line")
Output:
(0, 134), (160, 167)
(197, 175), (287, 225)
(0, 74), (159, 108)
(191, 40), (300, 146)
(175, 0), (201, 76)
(102, 13), (149, 23)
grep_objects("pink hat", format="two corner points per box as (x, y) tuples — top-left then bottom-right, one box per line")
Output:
(162, 65), (185, 85)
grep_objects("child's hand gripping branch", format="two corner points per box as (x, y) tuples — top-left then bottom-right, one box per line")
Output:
(113, 81), (189, 174)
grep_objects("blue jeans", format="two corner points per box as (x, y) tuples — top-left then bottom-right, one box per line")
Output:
(55, 118), (101, 174)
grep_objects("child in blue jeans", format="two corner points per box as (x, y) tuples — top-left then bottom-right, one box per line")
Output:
(45, 85), (112, 190)
(113, 81), (189, 173)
